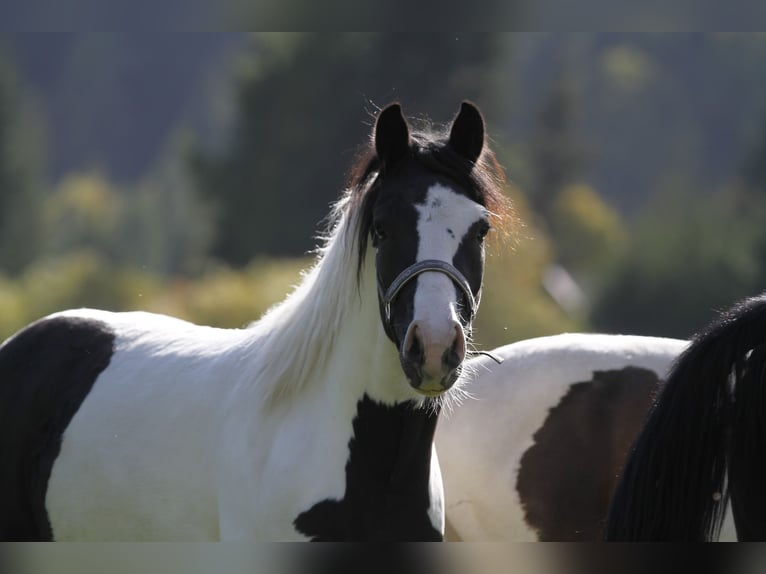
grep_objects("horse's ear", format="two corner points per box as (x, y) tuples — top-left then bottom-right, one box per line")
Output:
(449, 101), (485, 164)
(375, 103), (410, 165)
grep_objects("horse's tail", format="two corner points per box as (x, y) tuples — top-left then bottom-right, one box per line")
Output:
(605, 293), (766, 541)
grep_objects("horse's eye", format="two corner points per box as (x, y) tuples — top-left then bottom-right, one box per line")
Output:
(477, 222), (491, 243)
(372, 223), (387, 246)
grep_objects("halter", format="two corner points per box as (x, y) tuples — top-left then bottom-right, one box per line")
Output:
(378, 259), (504, 365)
(379, 259), (477, 328)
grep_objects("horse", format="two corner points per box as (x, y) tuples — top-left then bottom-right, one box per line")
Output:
(437, 333), (739, 541)
(0, 101), (511, 541)
(605, 293), (766, 541)
(436, 333), (683, 540)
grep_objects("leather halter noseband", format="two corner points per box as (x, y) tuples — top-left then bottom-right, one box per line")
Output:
(379, 259), (477, 327)
(377, 259), (504, 364)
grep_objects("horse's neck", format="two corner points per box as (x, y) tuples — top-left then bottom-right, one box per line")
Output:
(219, 229), (444, 539)
(303, 253), (443, 540)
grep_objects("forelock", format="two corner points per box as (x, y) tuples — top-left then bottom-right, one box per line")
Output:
(334, 122), (512, 283)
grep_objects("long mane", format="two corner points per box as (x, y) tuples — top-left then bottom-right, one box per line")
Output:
(244, 118), (514, 405)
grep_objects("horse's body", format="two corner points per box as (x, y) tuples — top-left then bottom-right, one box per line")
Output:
(0, 102), (510, 541)
(8, 307), (425, 541)
(606, 293), (766, 541)
(437, 333), (685, 541)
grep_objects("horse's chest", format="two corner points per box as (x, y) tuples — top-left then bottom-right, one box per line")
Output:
(288, 395), (443, 541)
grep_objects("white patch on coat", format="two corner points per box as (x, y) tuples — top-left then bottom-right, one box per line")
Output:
(412, 184), (487, 362)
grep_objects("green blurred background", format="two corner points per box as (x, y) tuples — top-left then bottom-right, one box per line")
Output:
(1, 33), (765, 349)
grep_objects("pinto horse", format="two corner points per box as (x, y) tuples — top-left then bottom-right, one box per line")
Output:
(436, 333), (684, 540)
(438, 333), (738, 541)
(606, 293), (766, 541)
(0, 101), (511, 541)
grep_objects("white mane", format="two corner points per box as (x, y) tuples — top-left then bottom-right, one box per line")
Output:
(242, 188), (372, 405)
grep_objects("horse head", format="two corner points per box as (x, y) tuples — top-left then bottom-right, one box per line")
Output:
(358, 102), (503, 397)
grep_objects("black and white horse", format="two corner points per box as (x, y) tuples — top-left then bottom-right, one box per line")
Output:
(605, 293), (766, 541)
(436, 333), (685, 540)
(437, 332), (738, 541)
(0, 101), (510, 541)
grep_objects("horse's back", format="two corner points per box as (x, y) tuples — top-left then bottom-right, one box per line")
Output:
(437, 333), (687, 541)
(0, 309), (248, 540)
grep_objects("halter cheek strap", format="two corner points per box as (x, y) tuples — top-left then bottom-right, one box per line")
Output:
(378, 259), (478, 326)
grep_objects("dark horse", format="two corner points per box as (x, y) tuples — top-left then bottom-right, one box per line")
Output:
(606, 293), (766, 541)
(0, 101), (511, 541)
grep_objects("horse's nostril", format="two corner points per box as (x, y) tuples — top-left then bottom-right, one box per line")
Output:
(443, 344), (462, 372)
(404, 324), (424, 364)
(402, 321), (465, 390)
(443, 323), (466, 371)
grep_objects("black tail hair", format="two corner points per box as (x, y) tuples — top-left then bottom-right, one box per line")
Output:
(605, 293), (766, 541)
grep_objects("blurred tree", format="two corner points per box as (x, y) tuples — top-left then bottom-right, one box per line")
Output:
(41, 153), (214, 278)
(6, 33), (244, 182)
(191, 32), (504, 264)
(508, 34), (766, 217)
(475, 182), (585, 349)
(42, 172), (123, 257)
(590, 82), (766, 339)
(737, 102), (766, 293)
(550, 182), (627, 280)
(0, 49), (44, 274)
(0, 252), (307, 341)
(527, 70), (586, 227)
(591, 186), (764, 338)
(524, 65), (628, 296)
(118, 133), (215, 275)
(742, 104), (766, 192)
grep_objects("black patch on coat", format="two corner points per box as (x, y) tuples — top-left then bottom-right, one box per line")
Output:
(0, 316), (115, 541)
(293, 394), (442, 541)
(451, 219), (487, 325)
(516, 367), (661, 541)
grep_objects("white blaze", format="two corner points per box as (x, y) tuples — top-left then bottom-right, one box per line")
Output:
(411, 184), (487, 372)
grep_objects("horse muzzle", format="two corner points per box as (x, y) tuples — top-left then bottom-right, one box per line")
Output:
(379, 259), (476, 396)
(400, 319), (466, 396)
